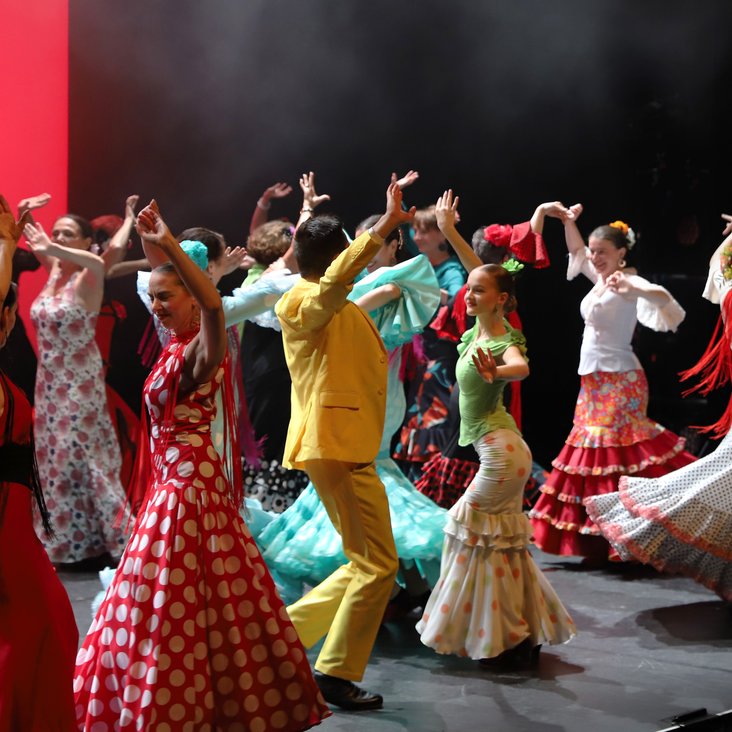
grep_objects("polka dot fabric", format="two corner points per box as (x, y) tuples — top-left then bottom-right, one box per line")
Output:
(73, 334), (330, 731)
(417, 430), (575, 659)
(586, 429), (732, 601)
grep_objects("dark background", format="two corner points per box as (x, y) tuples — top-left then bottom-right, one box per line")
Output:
(69, 0), (732, 466)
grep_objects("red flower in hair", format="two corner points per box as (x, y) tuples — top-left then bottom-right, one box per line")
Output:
(483, 224), (513, 249)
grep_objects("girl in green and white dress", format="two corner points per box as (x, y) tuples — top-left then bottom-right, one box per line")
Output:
(417, 190), (575, 667)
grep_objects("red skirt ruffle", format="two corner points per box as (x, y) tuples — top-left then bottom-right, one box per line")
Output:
(530, 431), (695, 558)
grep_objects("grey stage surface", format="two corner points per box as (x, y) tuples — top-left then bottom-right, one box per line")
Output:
(61, 548), (731, 732)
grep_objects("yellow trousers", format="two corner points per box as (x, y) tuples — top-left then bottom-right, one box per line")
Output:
(286, 459), (398, 681)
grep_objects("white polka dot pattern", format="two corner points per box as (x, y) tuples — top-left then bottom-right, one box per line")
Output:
(73, 336), (329, 730)
(586, 429), (732, 600)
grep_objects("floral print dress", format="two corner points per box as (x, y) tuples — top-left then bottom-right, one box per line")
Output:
(31, 273), (129, 562)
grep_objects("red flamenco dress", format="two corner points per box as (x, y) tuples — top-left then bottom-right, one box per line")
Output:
(0, 371), (78, 731)
(73, 332), (329, 731)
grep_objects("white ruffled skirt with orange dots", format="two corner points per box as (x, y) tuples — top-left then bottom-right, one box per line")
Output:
(417, 429), (576, 660)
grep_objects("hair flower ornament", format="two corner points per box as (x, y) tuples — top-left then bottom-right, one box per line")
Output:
(609, 220), (636, 249)
(179, 239), (209, 271)
(501, 257), (524, 275)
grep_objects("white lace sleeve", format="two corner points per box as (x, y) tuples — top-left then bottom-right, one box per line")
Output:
(636, 292), (686, 332)
(567, 247), (598, 283)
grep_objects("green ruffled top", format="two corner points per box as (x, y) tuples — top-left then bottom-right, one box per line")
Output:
(456, 320), (527, 446)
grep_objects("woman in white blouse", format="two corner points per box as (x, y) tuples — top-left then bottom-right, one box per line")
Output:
(529, 203), (696, 562)
(585, 218), (732, 600)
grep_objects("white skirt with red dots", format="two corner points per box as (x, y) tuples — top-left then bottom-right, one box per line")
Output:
(417, 429), (576, 660)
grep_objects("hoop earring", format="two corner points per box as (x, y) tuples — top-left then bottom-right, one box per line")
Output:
(618, 258), (627, 269)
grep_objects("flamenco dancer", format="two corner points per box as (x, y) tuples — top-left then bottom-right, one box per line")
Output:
(73, 201), (329, 731)
(529, 204), (695, 561)
(0, 195), (78, 731)
(585, 216), (732, 600)
(275, 182), (414, 710)
(25, 213), (130, 567)
(257, 219), (444, 602)
(415, 201), (557, 510)
(417, 190), (575, 668)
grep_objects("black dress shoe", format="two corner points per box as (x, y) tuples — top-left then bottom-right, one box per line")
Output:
(314, 671), (383, 711)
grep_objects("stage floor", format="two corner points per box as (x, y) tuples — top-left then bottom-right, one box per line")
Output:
(61, 548), (732, 732)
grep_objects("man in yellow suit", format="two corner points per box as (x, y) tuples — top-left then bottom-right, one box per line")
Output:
(275, 181), (415, 710)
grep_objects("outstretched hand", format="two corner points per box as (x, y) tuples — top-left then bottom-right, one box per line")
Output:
(17, 192), (51, 222)
(23, 221), (55, 255)
(136, 200), (173, 248)
(300, 172), (331, 210)
(435, 189), (460, 233)
(540, 201), (570, 219)
(1, 194), (30, 243)
(385, 182), (415, 225)
(605, 270), (634, 295)
(263, 182), (293, 201)
(221, 246), (249, 275)
(125, 194), (140, 220)
(562, 203), (583, 224)
(472, 346), (498, 384)
(391, 169), (420, 190)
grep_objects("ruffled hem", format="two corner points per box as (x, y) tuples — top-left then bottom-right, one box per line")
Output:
(447, 501), (531, 550)
(618, 476), (732, 562)
(258, 459), (447, 591)
(416, 534), (576, 659)
(552, 429), (690, 476)
(597, 520), (732, 602)
(528, 444), (696, 558)
(585, 492), (732, 601)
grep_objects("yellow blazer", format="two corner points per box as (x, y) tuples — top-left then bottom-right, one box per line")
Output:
(275, 231), (388, 468)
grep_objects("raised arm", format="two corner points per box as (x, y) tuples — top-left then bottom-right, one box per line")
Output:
(137, 201), (225, 384)
(353, 283), (401, 312)
(102, 194), (139, 273)
(139, 200), (170, 269)
(434, 189), (482, 272)
(279, 172), (332, 273)
(530, 201), (569, 235)
(249, 182), (293, 234)
(24, 222), (105, 281)
(562, 203), (587, 255)
(106, 257), (150, 279)
(16, 193), (52, 270)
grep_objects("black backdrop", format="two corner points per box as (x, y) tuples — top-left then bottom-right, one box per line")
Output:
(69, 0), (732, 466)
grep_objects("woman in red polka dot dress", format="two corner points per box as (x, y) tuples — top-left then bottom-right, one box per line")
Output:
(417, 192), (575, 669)
(73, 202), (330, 731)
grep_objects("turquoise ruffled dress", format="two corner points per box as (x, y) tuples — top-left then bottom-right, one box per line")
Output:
(256, 255), (447, 603)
